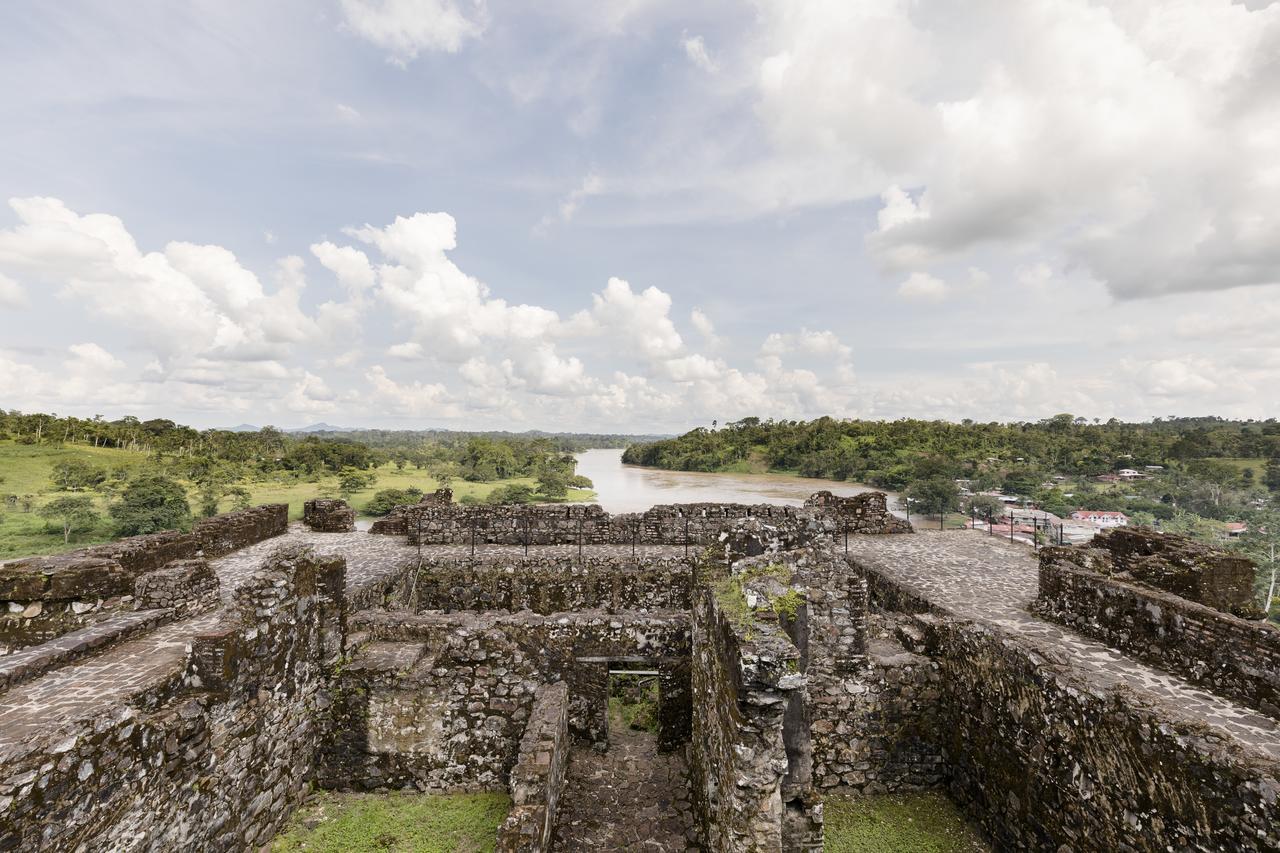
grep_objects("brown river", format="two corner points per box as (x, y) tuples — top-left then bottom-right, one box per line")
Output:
(574, 448), (894, 514)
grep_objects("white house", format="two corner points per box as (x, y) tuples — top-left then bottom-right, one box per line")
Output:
(1070, 510), (1129, 528)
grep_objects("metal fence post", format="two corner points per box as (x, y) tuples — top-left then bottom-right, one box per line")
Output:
(1008, 511), (1014, 543)
(578, 516), (583, 565)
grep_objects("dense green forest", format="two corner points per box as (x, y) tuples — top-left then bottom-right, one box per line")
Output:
(624, 416), (1280, 607)
(622, 415), (1280, 483)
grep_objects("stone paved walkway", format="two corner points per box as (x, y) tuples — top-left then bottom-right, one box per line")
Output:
(552, 712), (700, 852)
(0, 610), (221, 762)
(846, 529), (1280, 760)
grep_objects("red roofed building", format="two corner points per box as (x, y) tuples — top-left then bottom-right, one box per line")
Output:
(1070, 510), (1129, 528)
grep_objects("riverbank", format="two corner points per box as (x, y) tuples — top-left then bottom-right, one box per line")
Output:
(575, 448), (900, 514)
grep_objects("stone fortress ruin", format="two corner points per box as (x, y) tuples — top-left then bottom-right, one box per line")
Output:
(0, 488), (1277, 851)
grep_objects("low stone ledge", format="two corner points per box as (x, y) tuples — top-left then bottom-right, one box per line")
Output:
(496, 682), (570, 853)
(194, 503), (288, 558)
(1035, 557), (1280, 719)
(0, 608), (173, 692)
(1060, 527), (1262, 618)
(134, 558), (220, 619)
(303, 499), (356, 533)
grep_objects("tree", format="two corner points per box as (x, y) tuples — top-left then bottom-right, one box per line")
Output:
(1265, 458), (1280, 494)
(225, 485), (252, 511)
(110, 475), (192, 536)
(338, 468), (378, 497)
(905, 476), (961, 517)
(537, 469), (569, 499)
(38, 496), (99, 543)
(51, 459), (107, 491)
(484, 483), (537, 505)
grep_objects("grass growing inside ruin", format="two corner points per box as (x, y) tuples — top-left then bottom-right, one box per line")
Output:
(712, 562), (797, 630)
(823, 791), (987, 853)
(271, 791), (510, 853)
(609, 675), (659, 733)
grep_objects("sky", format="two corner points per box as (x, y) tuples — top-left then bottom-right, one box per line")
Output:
(0, 0), (1278, 433)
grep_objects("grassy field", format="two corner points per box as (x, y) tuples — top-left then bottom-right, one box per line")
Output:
(0, 441), (594, 561)
(824, 791), (987, 852)
(271, 791), (510, 852)
(1214, 457), (1270, 475)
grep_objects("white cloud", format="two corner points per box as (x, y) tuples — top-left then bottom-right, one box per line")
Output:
(682, 34), (718, 73)
(739, 0), (1280, 298)
(387, 341), (424, 359)
(346, 211), (561, 357)
(335, 103), (363, 122)
(365, 365), (458, 417)
(573, 277), (685, 361)
(690, 308), (718, 346)
(556, 172), (603, 223)
(897, 272), (948, 303)
(340, 0), (488, 64)
(65, 342), (125, 374)
(761, 328), (852, 359)
(0, 272), (26, 307)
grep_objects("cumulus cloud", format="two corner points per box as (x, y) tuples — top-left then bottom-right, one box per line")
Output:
(682, 0), (1280, 300)
(0, 197), (322, 363)
(690, 308), (719, 346)
(573, 277), (685, 361)
(761, 328), (852, 359)
(897, 272), (948, 303)
(340, 0), (487, 63)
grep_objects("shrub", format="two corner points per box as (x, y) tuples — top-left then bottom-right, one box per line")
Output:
(110, 475), (192, 536)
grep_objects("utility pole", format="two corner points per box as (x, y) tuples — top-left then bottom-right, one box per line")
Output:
(1266, 542), (1277, 621)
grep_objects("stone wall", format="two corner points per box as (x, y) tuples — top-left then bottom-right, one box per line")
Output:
(860, 558), (1280, 852)
(0, 510), (283, 654)
(918, 612), (1280, 851)
(0, 528), (198, 653)
(1086, 528), (1261, 617)
(1036, 555), (1280, 720)
(303, 499), (356, 533)
(0, 554), (135, 653)
(133, 558), (220, 619)
(402, 502), (815, 547)
(804, 491), (913, 534)
(397, 553), (693, 614)
(810, 632), (946, 793)
(320, 608), (690, 791)
(688, 573), (822, 852)
(0, 546), (347, 852)
(368, 489), (453, 536)
(496, 682), (570, 853)
(193, 504), (289, 558)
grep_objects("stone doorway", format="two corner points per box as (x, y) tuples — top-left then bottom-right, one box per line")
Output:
(551, 659), (700, 850)
(571, 656), (691, 752)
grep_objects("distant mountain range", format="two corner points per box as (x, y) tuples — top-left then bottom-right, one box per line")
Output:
(220, 423), (358, 433)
